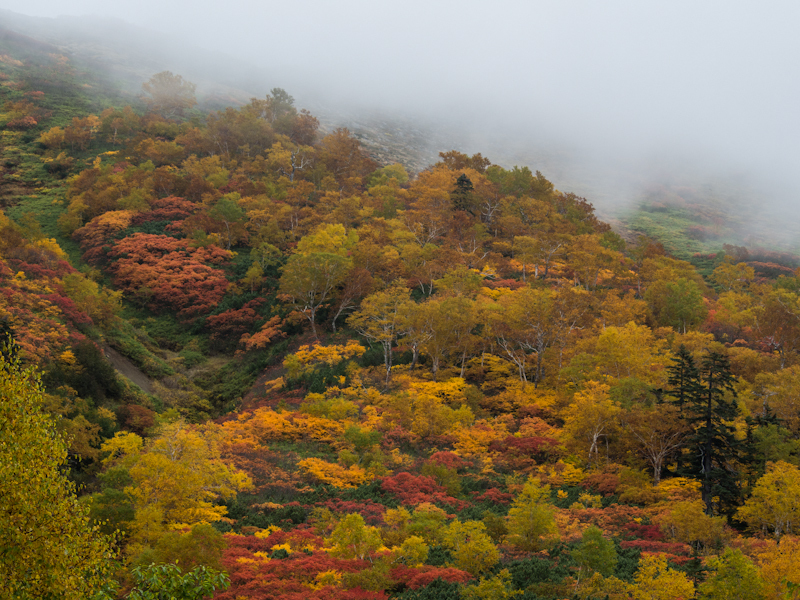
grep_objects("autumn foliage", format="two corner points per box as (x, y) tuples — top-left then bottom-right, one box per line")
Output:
(5, 48), (800, 599)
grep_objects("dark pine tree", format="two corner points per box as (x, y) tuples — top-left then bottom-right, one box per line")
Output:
(451, 173), (475, 214)
(665, 344), (702, 473)
(682, 351), (740, 516)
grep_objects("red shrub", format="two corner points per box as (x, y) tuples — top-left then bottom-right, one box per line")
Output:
(620, 539), (690, 555)
(580, 472), (621, 496)
(390, 565), (472, 590)
(471, 488), (514, 504)
(108, 233), (230, 318)
(426, 451), (467, 470)
(381, 473), (467, 510)
(219, 534), (383, 600)
(382, 473), (442, 497)
(622, 521), (665, 541)
(131, 196), (198, 224)
(7, 116), (37, 129)
(315, 499), (387, 526)
(205, 299), (265, 341)
(41, 293), (94, 327)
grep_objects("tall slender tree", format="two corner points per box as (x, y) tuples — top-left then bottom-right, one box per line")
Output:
(665, 344), (702, 473)
(681, 351), (740, 515)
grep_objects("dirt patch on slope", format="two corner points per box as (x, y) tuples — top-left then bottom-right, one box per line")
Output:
(101, 343), (154, 394)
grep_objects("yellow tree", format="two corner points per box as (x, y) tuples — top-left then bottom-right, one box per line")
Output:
(561, 382), (622, 468)
(568, 233), (626, 290)
(506, 477), (558, 551)
(491, 286), (588, 386)
(598, 289), (648, 328)
(712, 261), (755, 292)
(279, 252), (351, 338)
(61, 272), (122, 329)
(631, 554), (695, 600)
(563, 322), (673, 395)
(623, 404), (689, 485)
(0, 353), (115, 599)
(513, 232), (568, 281)
(419, 295), (479, 380)
(279, 224), (357, 338)
(738, 460), (800, 542)
(402, 164), (454, 247)
(754, 535), (800, 599)
(758, 288), (800, 368)
(101, 422), (251, 546)
(37, 125), (66, 149)
(752, 366), (800, 435)
(490, 286), (553, 384)
(657, 499), (728, 554)
(328, 513), (384, 561)
(462, 569), (520, 600)
(348, 283), (410, 385)
(318, 127), (377, 189)
(442, 519), (500, 576)
(392, 536), (429, 566)
(296, 223), (358, 256)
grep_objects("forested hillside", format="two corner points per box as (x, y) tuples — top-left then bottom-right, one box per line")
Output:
(4, 29), (800, 600)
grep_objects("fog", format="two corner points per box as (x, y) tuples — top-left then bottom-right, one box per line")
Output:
(2, 1), (799, 245)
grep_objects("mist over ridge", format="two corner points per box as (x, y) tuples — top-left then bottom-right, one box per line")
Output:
(1, 1), (798, 252)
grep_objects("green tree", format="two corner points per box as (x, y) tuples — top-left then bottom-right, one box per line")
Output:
(141, 71), (197, 119)
(266, 87), (297, 125)
(741, 406), (800, 488)
(571, 525), (618, 590)
(207, 195), (246, 250)
(126, 563), (228, 600)
(0, 352), (116, 599)
(698, 547), (765, 600)
(666, 344), (702, 415)
(279, 252), (351, 338)
(645, 277), (707, 333)
(130, 523), (227, 573)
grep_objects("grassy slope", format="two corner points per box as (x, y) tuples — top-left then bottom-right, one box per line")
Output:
(0, 29), (261, 412)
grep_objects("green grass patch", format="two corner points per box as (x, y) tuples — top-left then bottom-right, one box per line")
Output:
(107, 320), (174, 379)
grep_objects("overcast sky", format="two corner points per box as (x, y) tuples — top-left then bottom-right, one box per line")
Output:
(3, 1), (799, 224)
